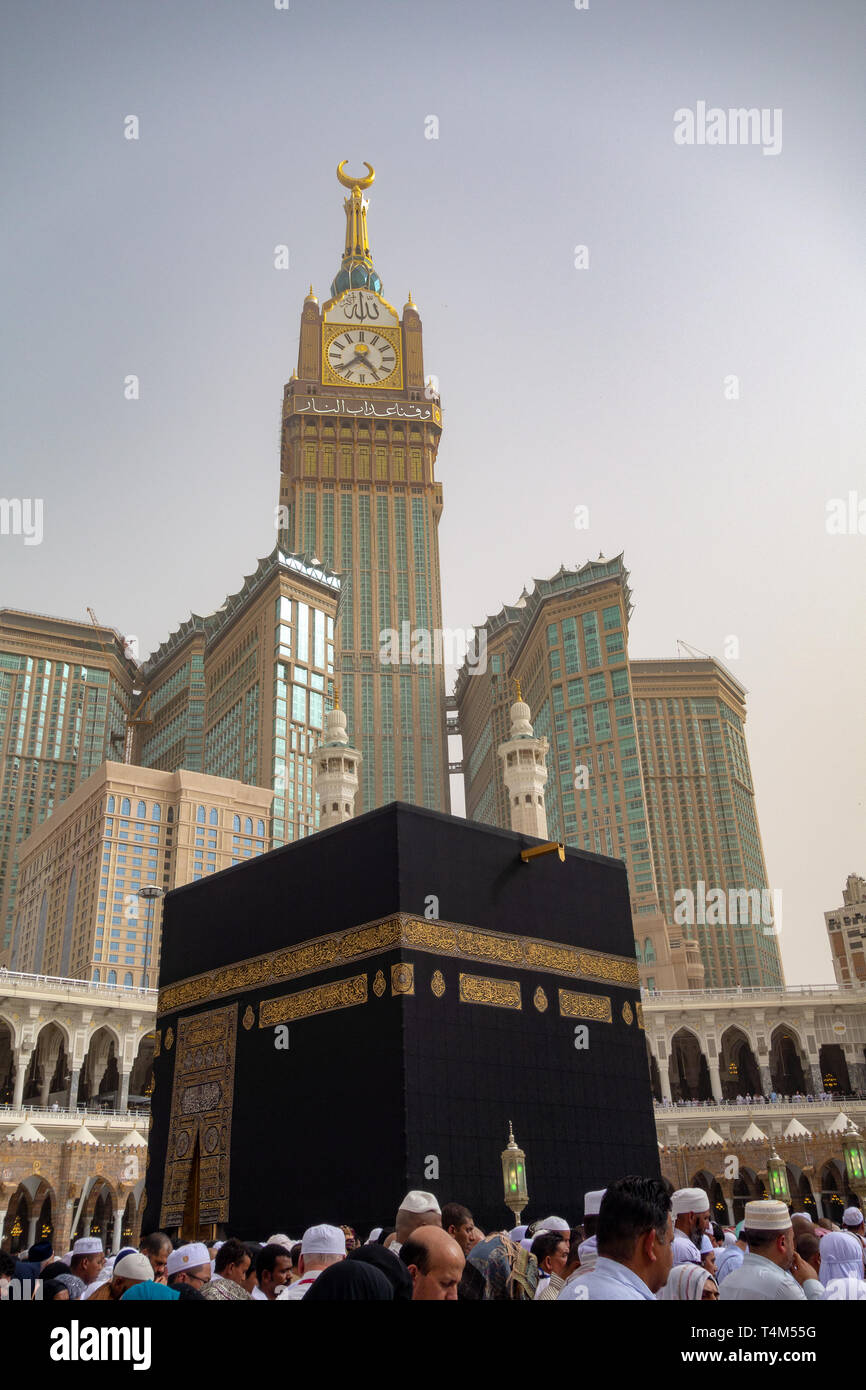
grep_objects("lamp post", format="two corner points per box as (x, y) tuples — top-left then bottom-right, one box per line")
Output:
(766, 1145), (791, 1205)
(137, 886), (165, 988)
(842, 1120), (866, 1204)
(501, 1121), (529, 1226)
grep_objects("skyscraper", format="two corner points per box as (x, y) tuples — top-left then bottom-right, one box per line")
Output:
(276, 163), (450, 813)
(631, 658), (783, 988)
(456, 556), (781, 991)
(0, 610), (136, 961)
(14, 762), (271, 984)
(139, 549), (340, 848)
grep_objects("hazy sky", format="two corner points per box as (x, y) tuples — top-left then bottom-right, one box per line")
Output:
(2, 1), (863, 986)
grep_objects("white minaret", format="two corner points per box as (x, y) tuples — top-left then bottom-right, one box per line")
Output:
(498, 680), (550, 839)
(314, 694), (362, 831)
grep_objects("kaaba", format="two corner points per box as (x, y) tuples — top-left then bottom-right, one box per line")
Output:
(143, 803), (659, 1239)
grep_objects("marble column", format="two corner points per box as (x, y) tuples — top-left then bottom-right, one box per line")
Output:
(658, 1051), (673, 1103)
(111, 1211), (123, 1254)
(707, 1057), (724, 1104)
(12, 1047), (31, 1108)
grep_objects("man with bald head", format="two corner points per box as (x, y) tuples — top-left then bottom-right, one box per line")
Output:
(392, 1190), (442, 1256)
(400, 1227), (465, 1300)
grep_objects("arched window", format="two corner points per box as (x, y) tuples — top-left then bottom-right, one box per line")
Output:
(233, 815), (241, 832)
(121, 798), (131, 816)
(209, 808), (218, 826)
(643, 937), (656, 964)
(256, 819), (265, 838)
(107, 796), (115, 814)
(123, 972), (133, 988)
(108, 970), (117, 986)
(244, 817), (253, 835)
(92, 969), (100, 983)
(137, 801), (146, 820)
(167, 807), (174, 823)
(196, 806), (206, 824)
(152, 804), (161, 822)
(635, 940), (644, 963)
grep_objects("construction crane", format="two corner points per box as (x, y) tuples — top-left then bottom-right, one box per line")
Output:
(87, 608), (152, 763)
(675, 639), (712, 661)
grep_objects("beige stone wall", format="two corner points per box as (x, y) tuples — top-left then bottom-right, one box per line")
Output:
(0, 1138), (145, 1256)
(659, 1133), (864, 1224)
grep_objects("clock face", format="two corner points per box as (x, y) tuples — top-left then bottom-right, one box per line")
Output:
(325, 328), (398, 386)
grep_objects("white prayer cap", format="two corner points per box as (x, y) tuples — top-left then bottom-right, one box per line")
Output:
(842, 1207), (864, 1227)
(301, 1223), (346, 1257)
(700, 1234), (714, 1254)
(743, 1200), (792, 1232)
(723, 1231), (738, 1246)
(398, 1190), (441, 1215)
(72, 1237), (103, 1255)
(538, 1215), (570, 1232)
(166, 1241), (211, 1276)
(366, 1227), (383, 1244)
(266, 1232), (294, 1251)
(508, 1225), (528, 1242)
(584, 1190), (606, 1218)
(671, 1188), (710, 1216)
(113, 1253), (153, 1283)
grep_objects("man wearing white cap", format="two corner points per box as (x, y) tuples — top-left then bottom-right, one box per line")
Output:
(69, 1237), (105, 1291)
(277, 1224), (345, 1300)
(670, 1188), (710, 1266)
(391, 1190), (442, 1256)
(718, 1201), (823, 1300)
(83, 1252), (154, 1301)
(557, 1189), (606, 1299)
(166, 1242), (212, 1293)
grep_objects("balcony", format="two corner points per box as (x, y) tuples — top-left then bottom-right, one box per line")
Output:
(0, 1104), (150, 1136)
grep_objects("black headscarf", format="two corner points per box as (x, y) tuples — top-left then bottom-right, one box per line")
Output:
(302, 1260), (394, 1301)
(347, 1244), (412, 1301)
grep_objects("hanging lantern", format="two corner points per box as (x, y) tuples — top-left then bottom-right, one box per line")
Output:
(501, 1121), (528, 1225)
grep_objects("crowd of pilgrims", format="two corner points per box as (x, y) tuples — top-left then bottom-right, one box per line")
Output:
(3, 1178), (865, 1301)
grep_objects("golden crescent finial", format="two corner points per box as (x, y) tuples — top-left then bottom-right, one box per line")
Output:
(337, 159), (375, 190)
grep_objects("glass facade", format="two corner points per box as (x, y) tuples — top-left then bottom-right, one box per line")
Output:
(0, 637), (131, 953)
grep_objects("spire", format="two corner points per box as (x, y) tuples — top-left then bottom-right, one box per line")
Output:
(330, 160), (382, 299)
(498, 692), (550, 839)
(314, 700), (362, 831)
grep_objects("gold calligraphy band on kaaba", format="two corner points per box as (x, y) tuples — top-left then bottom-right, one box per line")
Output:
(157, 912), (638, 1016)
(458, 973), (522, 1010)
(558, 989), (612, 1023)
(258, 973), (368, 1027)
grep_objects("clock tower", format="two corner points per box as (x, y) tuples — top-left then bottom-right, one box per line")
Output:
(278, 163), (450, 816)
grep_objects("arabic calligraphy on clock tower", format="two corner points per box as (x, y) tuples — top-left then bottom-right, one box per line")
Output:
(277, 164), (450, 819)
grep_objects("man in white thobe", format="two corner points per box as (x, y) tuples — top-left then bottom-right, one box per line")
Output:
(714, 1230), (747, 1285)
(558, 1188), (605, 1299)
(670, 1186), (710, 1266)
(719, 1200), (823, 1301)
(276, 1224), (345, 1300)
